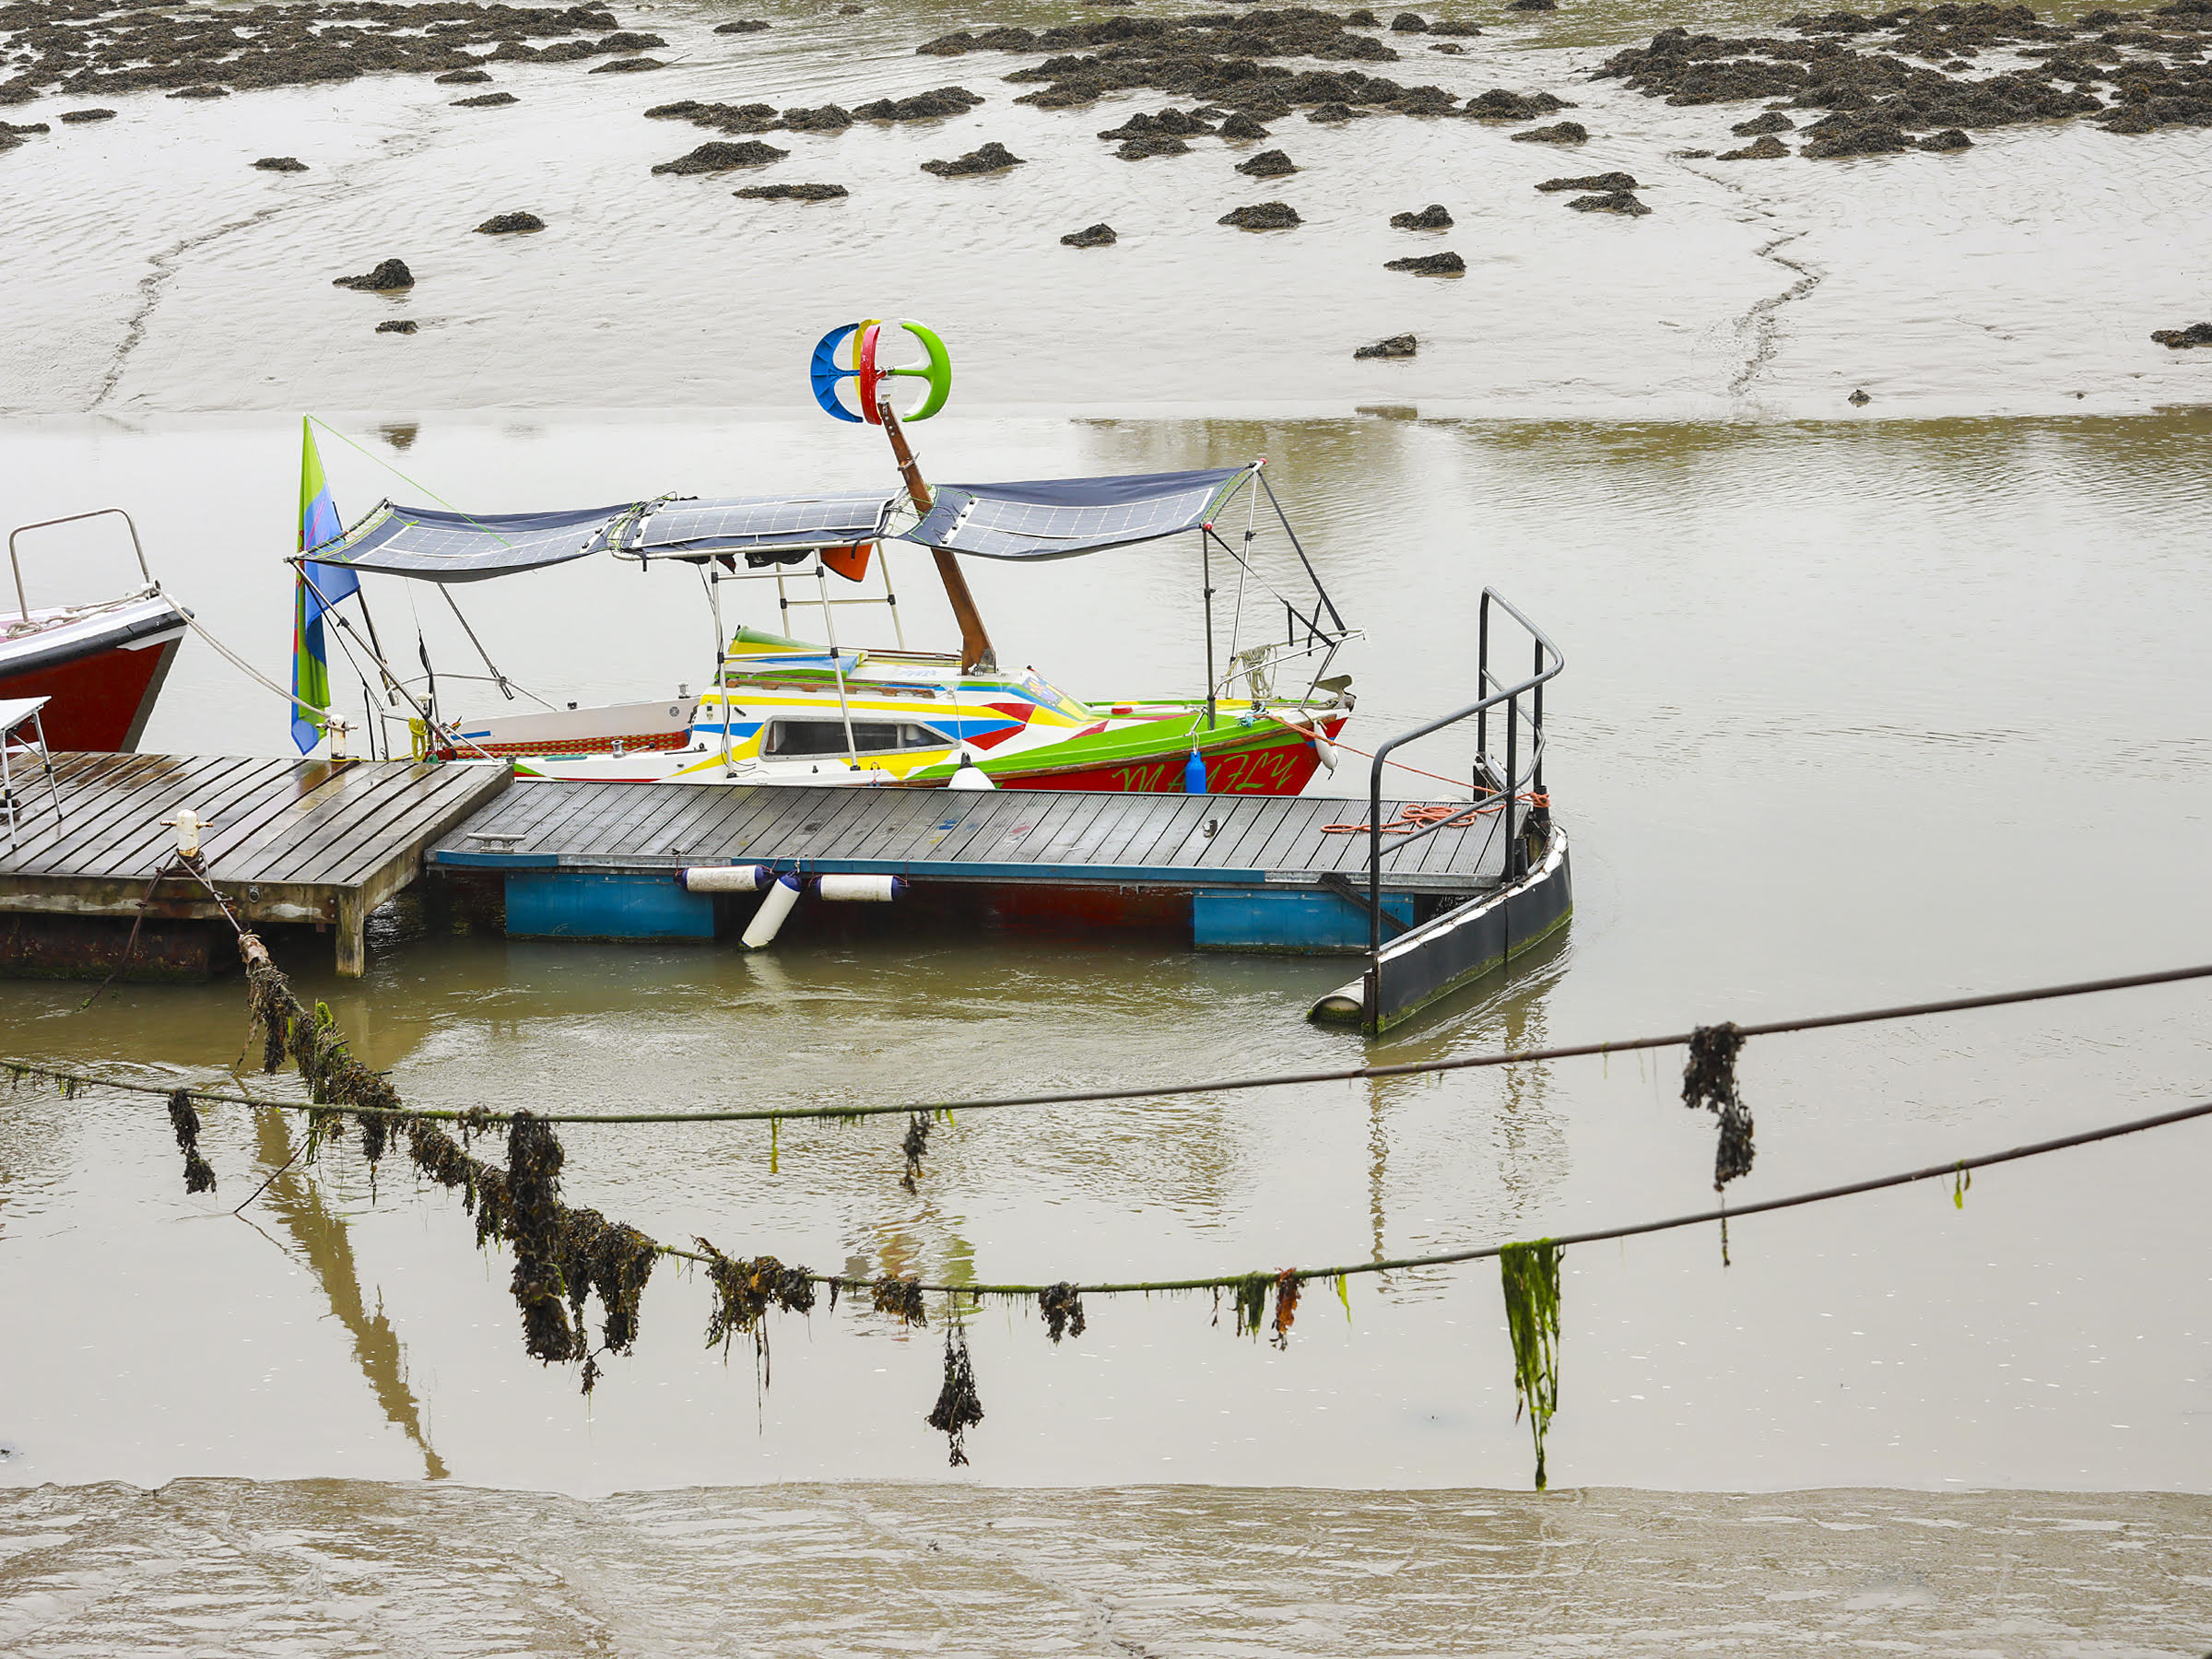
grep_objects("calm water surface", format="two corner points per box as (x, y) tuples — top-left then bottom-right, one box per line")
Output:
(1, 408), (2207, 1512)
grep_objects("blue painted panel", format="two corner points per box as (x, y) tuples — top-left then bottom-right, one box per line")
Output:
(1193, 888), (1413, 954)
(505, 872), (718, 939)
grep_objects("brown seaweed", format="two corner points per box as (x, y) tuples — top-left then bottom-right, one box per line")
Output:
(1270, 1269), (1301, 1349)
(1039, 1281), (1086, 1343)
(1683, 1023), (1755, 1189)
(165, 1087), (216, 1194)
(697, 1240), (816, 1385)
(871, 1274), (927, 1325)
(925, 1319), (984, 1465)
(505, 1111), (576, 1363)
(900, 1111), (931, 1193)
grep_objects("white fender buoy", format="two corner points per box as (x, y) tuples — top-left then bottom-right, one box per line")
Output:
(818, 874), (903, 902)
(1282, 719), (1339, 774)
(678, 863), (771, 894)
(948, 751), (996, 791)
(740, 871), (803, 948)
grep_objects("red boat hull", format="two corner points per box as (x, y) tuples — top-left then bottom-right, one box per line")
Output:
(0, 603), (186, 752)
(994, 715), (1348, 794)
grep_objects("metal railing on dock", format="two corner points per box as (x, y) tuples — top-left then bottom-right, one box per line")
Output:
(1336, 590), (1567, 1030)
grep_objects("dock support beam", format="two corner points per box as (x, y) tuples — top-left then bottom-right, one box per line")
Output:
(335, 891), (367, 978)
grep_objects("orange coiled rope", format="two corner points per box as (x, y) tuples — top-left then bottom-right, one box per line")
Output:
(1320, 794), (1548, 834)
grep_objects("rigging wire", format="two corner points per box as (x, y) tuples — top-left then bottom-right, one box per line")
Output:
(14, 1054), (2208, 1297)
(21, 906), (2209, 1299)
(305, 416), (519, 550)
(19, 959), (2212, 1128)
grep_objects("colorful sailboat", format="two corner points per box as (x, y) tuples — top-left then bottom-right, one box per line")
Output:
(291, 326), (1357, 792)
(299, 460), (1356, 793)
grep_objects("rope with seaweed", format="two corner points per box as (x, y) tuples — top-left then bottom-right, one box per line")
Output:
(18, 959), (2212, 1128)
(20, 1033), (2206, 1298)
(29, 924), (2212, 1482)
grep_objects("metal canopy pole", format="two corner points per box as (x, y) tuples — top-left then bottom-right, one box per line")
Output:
(878, 546), (907, 649)
(439, 585), (514, 700)
(1201, 528), (1217, 734)
(709, 563), (734, 775)
(815, 558), (861, 769)
(1254, 467), (1346, 632)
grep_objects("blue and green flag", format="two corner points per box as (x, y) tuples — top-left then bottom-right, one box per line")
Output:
(291, 418), (358, 752)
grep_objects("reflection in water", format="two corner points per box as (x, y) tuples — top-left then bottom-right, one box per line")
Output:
(247, 1109), (447, 1480)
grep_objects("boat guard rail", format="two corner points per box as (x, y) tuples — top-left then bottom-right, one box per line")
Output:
(1360, 588), (1564, 963)
(6, 508), (155, 620)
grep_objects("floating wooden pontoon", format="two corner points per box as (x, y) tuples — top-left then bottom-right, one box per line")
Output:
(0, 753), (511, 977)
(0, 598), (1567, 1030)
(423, 591), (1570, 1032)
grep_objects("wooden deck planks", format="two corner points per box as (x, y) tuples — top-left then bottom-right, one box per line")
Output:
(426, 778), (1509, 888)
(327, 764), (517, 887)
(1022, 791), (1118, 866)
(0, 753), (208, 874)
(588, 782), (704, 859)
(1192, 796), (1280, 869)
(260, 762), (463, 886)
(470, 772), (592, 846)
(639, 785), (763, 860)
(885, 793), (1003, 864)
(999, 790), (1100, 866)
(141, 759), (369, 881)
(65, 756), (269, 877)
(0, 756), (511, 976)
(1242, 796), (1334, 872)
(688, 786), (810, 860)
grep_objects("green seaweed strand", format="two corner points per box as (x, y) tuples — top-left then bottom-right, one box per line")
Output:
(1499, 1239), (1561, 1490)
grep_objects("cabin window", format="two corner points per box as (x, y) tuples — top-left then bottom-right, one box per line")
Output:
(762, 720), (950, 757)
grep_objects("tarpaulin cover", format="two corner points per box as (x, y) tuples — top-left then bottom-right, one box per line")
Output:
(302, 501), (636, 582)
(900, 466), (1253, 560)
(617, 493), (895, 565)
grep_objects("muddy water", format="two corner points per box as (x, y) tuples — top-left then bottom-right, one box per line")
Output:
(1, 406), (2208, 1519)
(6, 3), (2212, 1648)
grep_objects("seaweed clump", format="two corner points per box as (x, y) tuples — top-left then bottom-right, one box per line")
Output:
(1682, 1021), (1755, 1187)
(245, 956), (402, 1170)
(1223, 1268), (1302, 1346)
(900, 1112), (931, 1193)
(920, 140), (1024, 175)
(1499, 1239), (1561, 1489)
(699, 1241), (816, 1385)
(872, 1274), (928, 1325)
(166, 1088), (217, 1194)
(925, 1322), (984, 1465)
(506, 1111), (577, 1363)
(1039, 1281), (1087, 1342)
(559, 1208), (659, 1371)
(240, 939), (680, 1394)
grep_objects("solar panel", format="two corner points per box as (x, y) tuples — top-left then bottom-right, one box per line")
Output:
(309, 502), (636, 582)
(904, 467), (1253, 560)
(625, 493), (893, 557)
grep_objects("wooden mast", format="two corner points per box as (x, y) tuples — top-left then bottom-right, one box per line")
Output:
(878, 396), (994, 674)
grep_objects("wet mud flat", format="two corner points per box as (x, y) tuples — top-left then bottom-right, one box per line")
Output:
(5, 1), (2211, 416)
(2, 1478), (2206, 1654)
